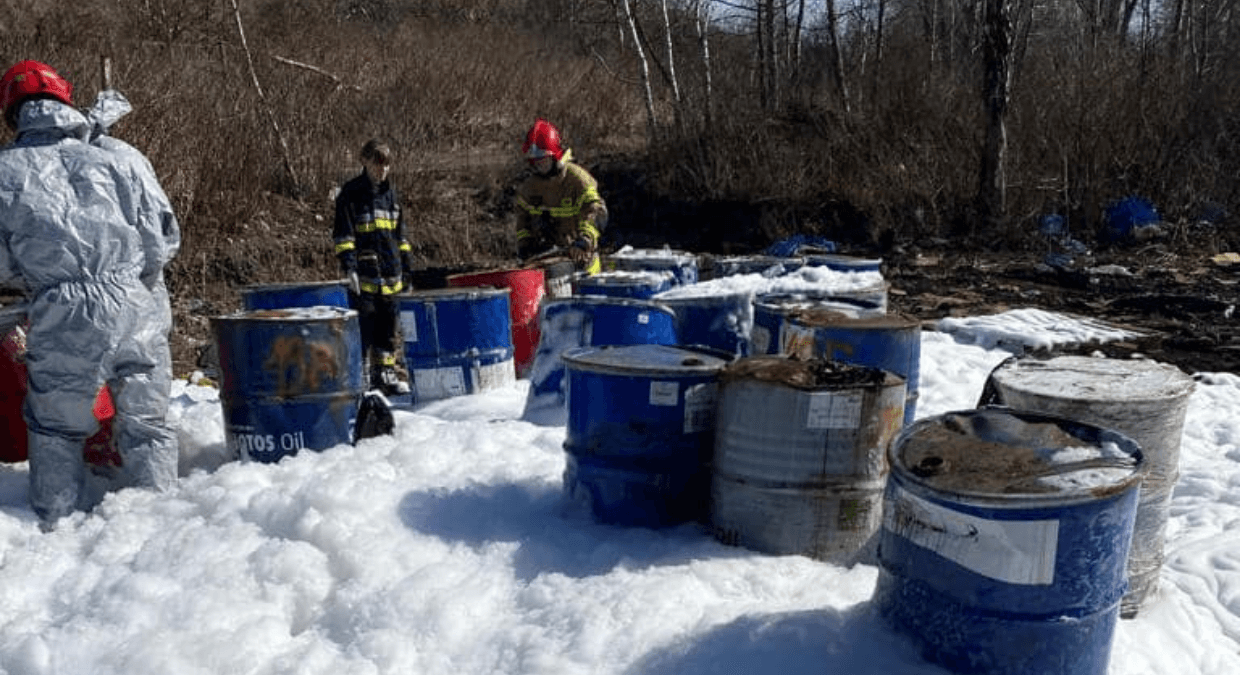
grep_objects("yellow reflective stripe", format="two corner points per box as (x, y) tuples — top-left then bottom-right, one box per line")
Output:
(516, 196), (545, 217)
(359, 279), (405, 295)
(378, 352), (399, 366)
(356, 216), (397, 233)
(399, 241), (412, 252)
(335, 241), (356, 254)
(516, 229), (531, 240)
(585, 255), (601, 275)
(578, 222), (600, 241)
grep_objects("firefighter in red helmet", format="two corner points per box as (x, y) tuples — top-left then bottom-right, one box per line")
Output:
(514, 119), (608, 274)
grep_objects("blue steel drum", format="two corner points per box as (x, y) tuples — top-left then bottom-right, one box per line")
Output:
(398, 287), (514, 404)
(656, 290), (754, 358)
(211, 306), (365, 463)
(749, 293), (885, 355)
(523, 297), (678, 427)
(711, 255), (804, 279)
(240, 280), (350, 311)
(802, 253), (883, 274)
(875, 408), (1144, 675)
(571, 270), (675, 299)
(561, 344), (731, 527)
(606, 248), (699, 287)
(783, 311), (921, 426)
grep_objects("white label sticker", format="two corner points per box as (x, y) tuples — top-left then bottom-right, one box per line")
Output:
(884, 487), (1059, 586)
(649, 381), (679, 406)
(807, 391), (862, 429)
(637, 312), (650, 324)
(780, 323), (815, 358)
(683, 383), (718, 434)
(473, 359), (516, 391)
(399, 311), (418, 342)
(413, 366), (466, 398)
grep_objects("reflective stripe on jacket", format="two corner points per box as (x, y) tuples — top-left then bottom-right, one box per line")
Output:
(514, 160), (607, 255)
(333, 172), (413, 295)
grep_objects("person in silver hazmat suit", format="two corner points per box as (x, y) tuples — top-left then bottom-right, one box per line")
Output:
(0, 60), (180, 530)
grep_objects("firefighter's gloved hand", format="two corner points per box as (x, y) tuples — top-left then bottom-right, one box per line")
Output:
(568, 237), (594, 266)
(346, 271), (360, 295)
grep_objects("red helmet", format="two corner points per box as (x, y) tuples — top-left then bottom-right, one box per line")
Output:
(522, 118), (564, 162)
(0, 60), (73, 118)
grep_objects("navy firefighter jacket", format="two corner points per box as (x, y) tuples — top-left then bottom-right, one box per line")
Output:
(333, 172), (414, 295)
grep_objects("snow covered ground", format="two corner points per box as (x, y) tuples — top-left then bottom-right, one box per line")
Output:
(1, 306), (1238, 675)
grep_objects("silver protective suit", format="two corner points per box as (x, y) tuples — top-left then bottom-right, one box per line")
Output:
(0, 95), (180, 526)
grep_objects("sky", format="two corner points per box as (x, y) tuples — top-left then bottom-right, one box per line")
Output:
(1, 276), (1239, 674)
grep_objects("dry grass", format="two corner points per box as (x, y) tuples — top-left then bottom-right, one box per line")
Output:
(0, 1), (1237, 373)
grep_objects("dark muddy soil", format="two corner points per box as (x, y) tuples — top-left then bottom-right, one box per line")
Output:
(882, 242), (1240, 375)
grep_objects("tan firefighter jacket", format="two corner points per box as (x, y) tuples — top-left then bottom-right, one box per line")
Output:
(514, 152), (607, 273)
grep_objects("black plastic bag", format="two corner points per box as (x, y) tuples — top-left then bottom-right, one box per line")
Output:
(354, 393), (394, 443)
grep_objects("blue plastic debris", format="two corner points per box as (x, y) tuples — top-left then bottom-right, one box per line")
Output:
(1103, 197), (1160, 244)
(764, 235), (837, 257)
(1038, 214), (1066, 238)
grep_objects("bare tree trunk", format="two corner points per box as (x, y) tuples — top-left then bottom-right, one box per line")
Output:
(793, 0), (806, 76)
(660, 0), (681, 103)
(763, 0), (779, 109)
(977, 0), (1013, 233)
(875, 0), (887, 65)
(695, 1), (715, 129)
(825, 0), (851, 113)
(229, 0), (299, 191)
(620, 0), (659, 142)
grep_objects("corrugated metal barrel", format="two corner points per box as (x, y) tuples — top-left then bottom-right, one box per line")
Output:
(211, 306), (364, 463)
(240, 280), (350, 311)
(607, 248), (699, 287)
(447, 267), (545, 378)
(398, 287), (515, 405)
(656, 289), (754, 358)
(749, 293), (886, 355)
(874, 408), (1144, 675)
(984, 355), (1195, 618)
(571, 270), (675, 299)
(710, 356), (906, 562)
(523, 297), (678, 427)
(561, 344), (730, 527)
(783, 311), (921, 426)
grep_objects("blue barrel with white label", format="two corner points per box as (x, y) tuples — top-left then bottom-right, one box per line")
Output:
(240, 280), (350, 311)
(211, 306), (364, 463)
(572, 270), (675, 299)
(398, 287), (514, 404)
(523, 297), (678, 427)
(874, 408), (1144, 675)
(561, 344), (731, 527)
(783, 311), (921, 426)
(749, 293), (886, 355)
(607, 248), (699, 287)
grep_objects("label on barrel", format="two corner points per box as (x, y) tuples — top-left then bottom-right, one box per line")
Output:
(683, 383), (718, 434)
(413, 367), (466, 398)
(884, 487), (1060, 585)
(649, 381), (679, 406)
(807, 391), (862, 429)
(399, 311), (418, 342)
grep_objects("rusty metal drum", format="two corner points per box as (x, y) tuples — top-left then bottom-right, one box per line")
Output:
(211, 306), (364, 463)
(709, 356), (906, 563)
